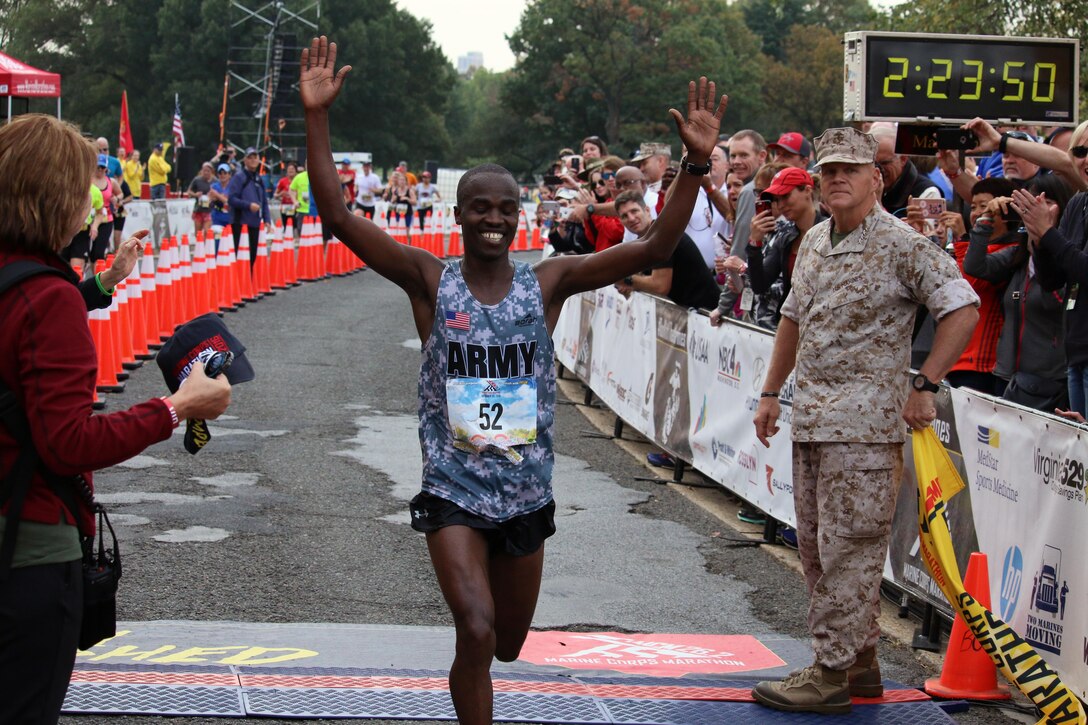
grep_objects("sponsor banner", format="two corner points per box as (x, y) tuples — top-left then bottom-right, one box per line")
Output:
(914, 428), (1086, 722)
(594, 290), (655, 435)
(951, 389), (1088, 700)
(686, 311), (795, 525)
(518, 631), (786, 676)
(653, 298), (691, 460)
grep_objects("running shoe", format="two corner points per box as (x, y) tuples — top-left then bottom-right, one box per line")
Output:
(646, 451), (675, 468)
(737, 506), (766, 525)
(778, 526), (798, 549)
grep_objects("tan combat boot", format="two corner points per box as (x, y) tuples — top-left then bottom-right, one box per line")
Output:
(848, 646), (883, 697)
(752, 664), (851, 714)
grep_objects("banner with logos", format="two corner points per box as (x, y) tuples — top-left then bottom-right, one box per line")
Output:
(685, 309), (796, 524)
(554, 288), (1088, 698)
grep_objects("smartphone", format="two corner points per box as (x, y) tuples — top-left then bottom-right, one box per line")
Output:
(540, 200), (560, 215)
(754, 199), (772, 216)
(935, 128), (979, 151)
(919, 198), (947, 219)
(543, 174), (563, 186)
(569, 156), (582, 173)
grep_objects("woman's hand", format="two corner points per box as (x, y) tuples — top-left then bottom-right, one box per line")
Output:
(168, 361), (232, 421)
(936, 210), (965, 239)
(749, 210), (775, 245)
(1011, 188), (1058, 241)
(99, 230), (148, 289)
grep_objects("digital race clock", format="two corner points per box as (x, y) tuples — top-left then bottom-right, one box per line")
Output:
(843, 31), (1079, 126)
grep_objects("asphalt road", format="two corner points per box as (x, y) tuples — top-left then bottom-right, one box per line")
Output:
(61, 252), (1022, 725)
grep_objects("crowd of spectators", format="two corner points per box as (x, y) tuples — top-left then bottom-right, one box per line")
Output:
(535, 117), (1088, 425)
(533, 115), (1088, 535)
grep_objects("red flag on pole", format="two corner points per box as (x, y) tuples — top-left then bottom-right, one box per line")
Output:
(118, 90), (134, 155)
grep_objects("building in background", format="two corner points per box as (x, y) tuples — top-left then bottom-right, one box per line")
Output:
(456, 52), (484, 76)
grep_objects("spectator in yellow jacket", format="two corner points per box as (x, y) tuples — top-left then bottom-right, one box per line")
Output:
(122, 149), (144, 198)
(148, 142), (172, 199)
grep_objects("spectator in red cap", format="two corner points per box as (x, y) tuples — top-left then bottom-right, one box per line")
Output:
(767, 132), (812, 170)
(745, 167), (826, 330)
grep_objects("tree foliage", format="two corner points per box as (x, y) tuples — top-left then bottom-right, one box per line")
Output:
(761, 25), (845, 137)
(503, 0), (764, 171)
(0, 0), (456, 170)
(1, 0), (1085, 178)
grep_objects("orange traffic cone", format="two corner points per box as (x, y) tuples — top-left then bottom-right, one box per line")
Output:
(432, 206), (446, 258)
(139, 242), (161, 351)
(237, 226), (257, 301)
(448, 223), (462, 257)
(516, 210), (528, 251)
(284, 218), (300, 286)
(126, 260), (151, 360)
(91, 260), (124, 393)
(157, 238), (176, 341)
(271, 221), (287, 289)
(217, 236), (236, 312)
(530, 223), (542, 250)
(204, 233), (221, 315)
(925, 553), (1011, 700)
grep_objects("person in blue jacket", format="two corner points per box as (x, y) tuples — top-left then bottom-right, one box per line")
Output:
(226, 147), (271, 266)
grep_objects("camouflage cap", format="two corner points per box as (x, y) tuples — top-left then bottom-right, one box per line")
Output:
(813, 127), (878, 167)
(631, 142), (672, 162)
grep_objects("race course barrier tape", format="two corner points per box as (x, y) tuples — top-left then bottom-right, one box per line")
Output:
(553, 287), (1088, 700)
(914, 428), (1086, 724)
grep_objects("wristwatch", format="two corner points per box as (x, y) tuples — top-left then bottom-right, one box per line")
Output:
(912, 373), (940, 393)
(679, 155), (711, 176)
(587, 203), (595, 216)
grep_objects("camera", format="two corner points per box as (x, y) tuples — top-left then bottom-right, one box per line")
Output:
(918, 198), (946, 219)
(935, 128), (979, 151)
(540, 200), (560, 215)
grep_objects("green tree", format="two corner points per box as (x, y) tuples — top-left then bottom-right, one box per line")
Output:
(762, 25), (844, 137)
(740, 0), (876, 60)
(503, 0), (764, 173)
(320, 0), (457, 170)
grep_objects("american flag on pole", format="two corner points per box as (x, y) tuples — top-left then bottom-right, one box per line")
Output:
(172, 94), (185, 147)
(445, 310), (470, 331)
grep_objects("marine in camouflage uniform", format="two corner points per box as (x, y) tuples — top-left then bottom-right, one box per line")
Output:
(750, 127), (980, 714)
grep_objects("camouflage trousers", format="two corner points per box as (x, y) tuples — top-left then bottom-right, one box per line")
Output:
(792, 441), (903, 670)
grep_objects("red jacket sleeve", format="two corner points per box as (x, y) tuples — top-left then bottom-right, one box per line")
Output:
(0, 270), (173, 531)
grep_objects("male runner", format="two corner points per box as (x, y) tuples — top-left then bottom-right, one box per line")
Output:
(300, 36), (727, 725)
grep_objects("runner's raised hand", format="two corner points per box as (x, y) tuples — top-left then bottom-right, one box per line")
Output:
(668, 78), (728, 160)
(300, 36), (352, 112)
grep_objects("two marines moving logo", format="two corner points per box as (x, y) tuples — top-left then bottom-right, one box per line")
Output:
(1024, 545), (1070, 656)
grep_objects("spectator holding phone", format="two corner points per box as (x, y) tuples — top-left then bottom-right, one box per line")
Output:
(964, 174), (1073, 410)
(745, 167), (827, 331)
(940, 178), (1019, 395)
(1011, 120), (1088, 415)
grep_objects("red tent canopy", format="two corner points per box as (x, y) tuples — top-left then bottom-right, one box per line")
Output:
(0, 50), (62, 121)
(0, 51), (61, 98)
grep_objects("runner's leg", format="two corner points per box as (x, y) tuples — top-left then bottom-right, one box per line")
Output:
(426, 526), (496, 725)
(490, 545), (544, 662)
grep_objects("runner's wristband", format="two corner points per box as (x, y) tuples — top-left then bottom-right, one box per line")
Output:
(760, 391), (779, 398)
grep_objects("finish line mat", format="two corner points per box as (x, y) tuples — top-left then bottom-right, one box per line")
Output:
(63, 622), (956, 722)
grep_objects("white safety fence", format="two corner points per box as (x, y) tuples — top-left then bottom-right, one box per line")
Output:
(554, 286), (1088, 699)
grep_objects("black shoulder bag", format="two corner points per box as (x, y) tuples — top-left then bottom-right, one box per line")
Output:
(0, 260), (122, 650)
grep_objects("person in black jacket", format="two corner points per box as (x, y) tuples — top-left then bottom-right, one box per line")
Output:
(744, 167), (826, 330)
(965, 174), (1073, 411)
(1012, 120), (1088, 414)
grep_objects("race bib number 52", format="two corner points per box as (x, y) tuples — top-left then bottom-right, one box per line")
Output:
(447, 377), (538, 458)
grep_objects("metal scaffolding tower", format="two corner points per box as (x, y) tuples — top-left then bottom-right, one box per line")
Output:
(225, 0), (319, 170)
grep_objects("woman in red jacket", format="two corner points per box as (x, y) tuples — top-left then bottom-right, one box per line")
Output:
(0, 114), (232, 724)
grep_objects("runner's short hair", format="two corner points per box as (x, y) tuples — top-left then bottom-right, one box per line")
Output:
(456, 163), (517, 206)
(614, 189), (647, 211)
